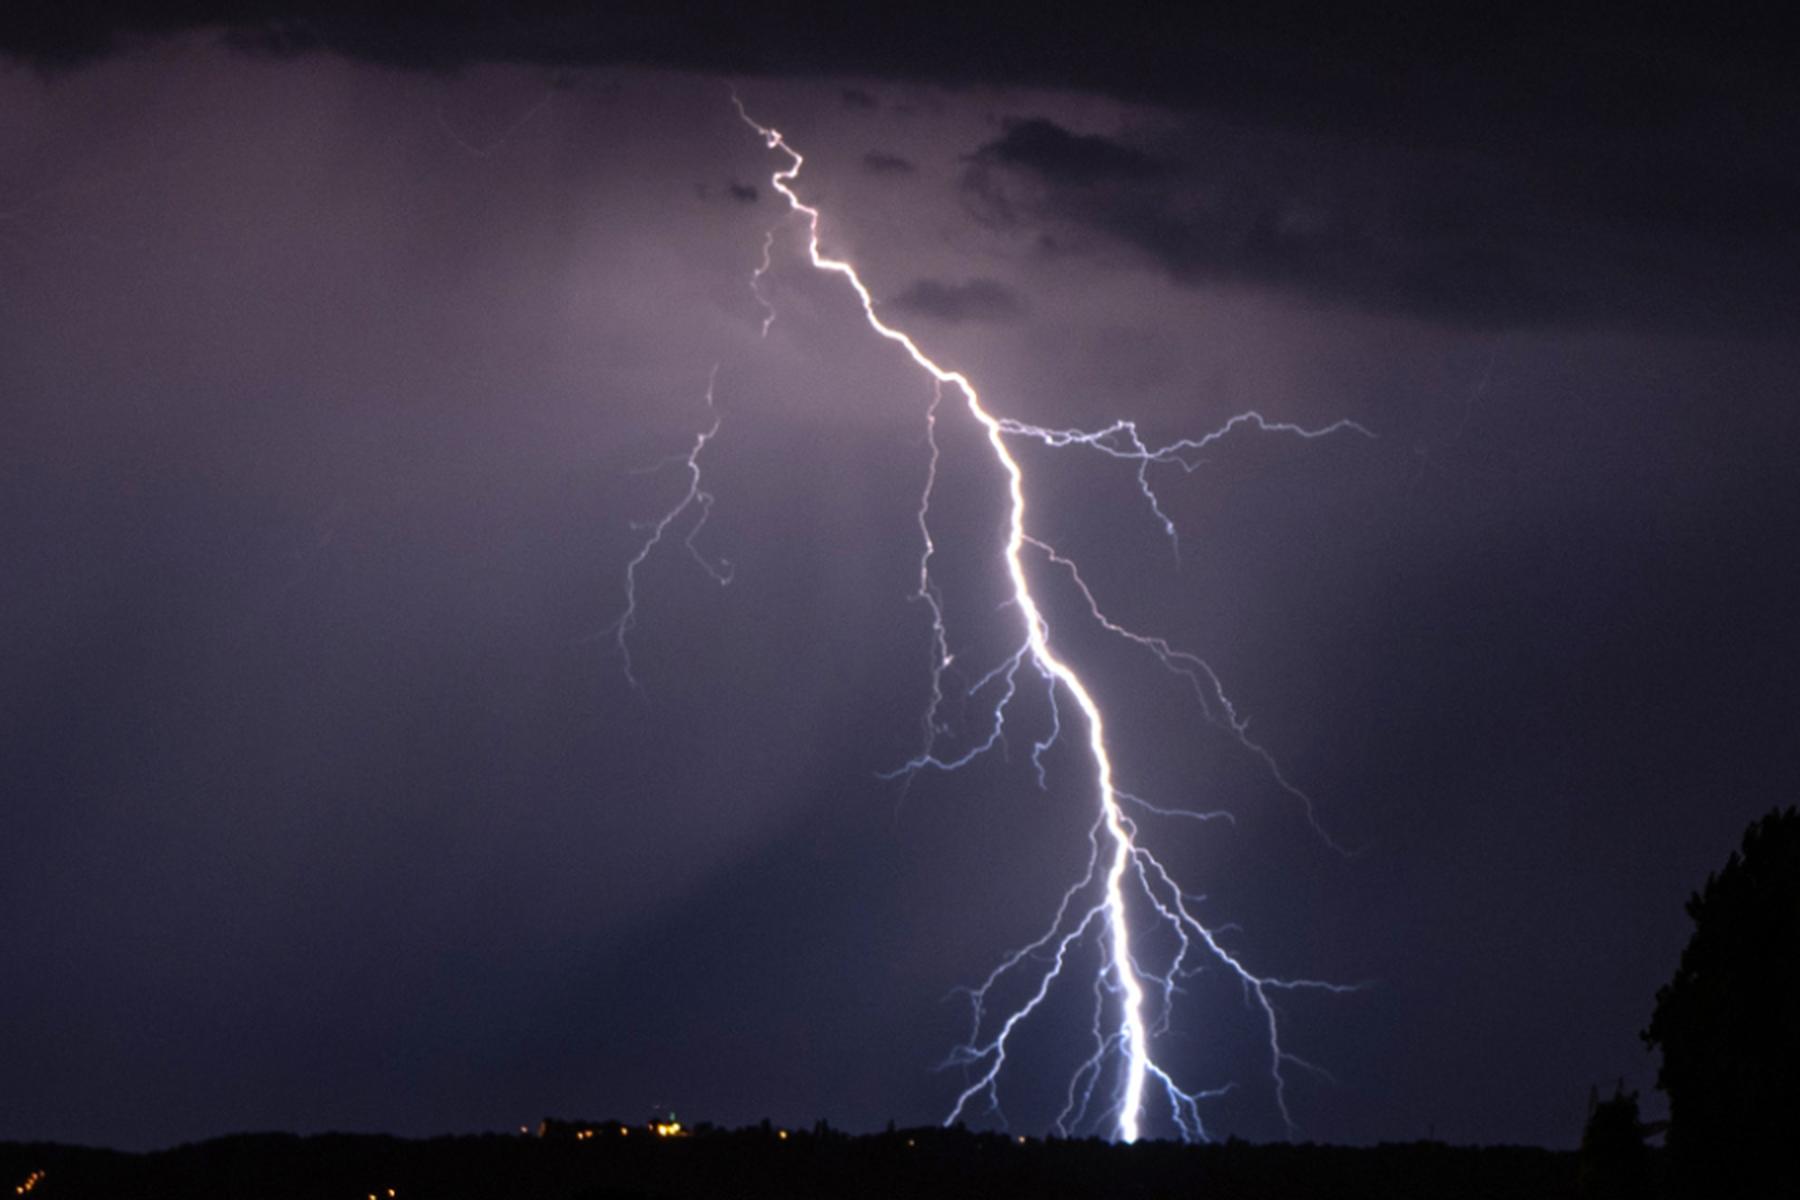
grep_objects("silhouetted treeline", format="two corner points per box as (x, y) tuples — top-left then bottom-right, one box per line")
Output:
(1642, 805), (1800, 1198)
(2, 1122), (1601, 1200)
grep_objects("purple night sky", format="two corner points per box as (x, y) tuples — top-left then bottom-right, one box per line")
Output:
(3, 5), (1797, 1152)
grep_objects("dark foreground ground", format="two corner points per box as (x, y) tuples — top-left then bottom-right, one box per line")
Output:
(3, 1122), (1595, 1199)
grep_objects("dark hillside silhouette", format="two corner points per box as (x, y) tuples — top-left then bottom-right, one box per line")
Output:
(3, 1124), (1587, 1200)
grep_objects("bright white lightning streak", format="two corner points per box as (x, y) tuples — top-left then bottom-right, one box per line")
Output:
(606, 366), (732, 688)
(731, 96), (1359, 1143)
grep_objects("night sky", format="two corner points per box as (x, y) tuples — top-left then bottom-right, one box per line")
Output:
(4, 4), (1797, 1153)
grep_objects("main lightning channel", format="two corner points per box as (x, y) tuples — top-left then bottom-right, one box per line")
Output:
(735, 98), (1158, 1143)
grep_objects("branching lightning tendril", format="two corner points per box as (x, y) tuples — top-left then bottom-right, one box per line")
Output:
(614, 94), (1370, 1143)
(605, 365), (732, 689)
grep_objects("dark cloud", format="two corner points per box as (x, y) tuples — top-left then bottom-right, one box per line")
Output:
(840, 87), (877, 110)
(860, 151), (914, 175)
(728, 181), (757, 202)
(10, 4), (1789, 157)
(973, 118), (1168, 185)
(5, 4), (1793, 334)
(886, 277), (1023, 323)
(964, 116), (1800, 335)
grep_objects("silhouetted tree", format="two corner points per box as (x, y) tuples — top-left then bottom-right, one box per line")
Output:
(1578, 1082), (1648, 1199)
(1642, 806), (1800, 1196)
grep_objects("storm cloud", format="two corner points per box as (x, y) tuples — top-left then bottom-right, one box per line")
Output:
(887, 277), (1023, 324)
(972, 117), (1168, 185)
(963, 114), (1800, 333)
(860, 151), (915, 175)
(8, 3), (1795, 334)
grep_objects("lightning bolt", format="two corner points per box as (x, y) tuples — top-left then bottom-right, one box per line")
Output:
(602, 93), (1365, 1141)
(718, 95), (1371, 1144)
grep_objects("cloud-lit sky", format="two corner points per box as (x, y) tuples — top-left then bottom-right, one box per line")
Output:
(3, 6), (1797, 1151)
